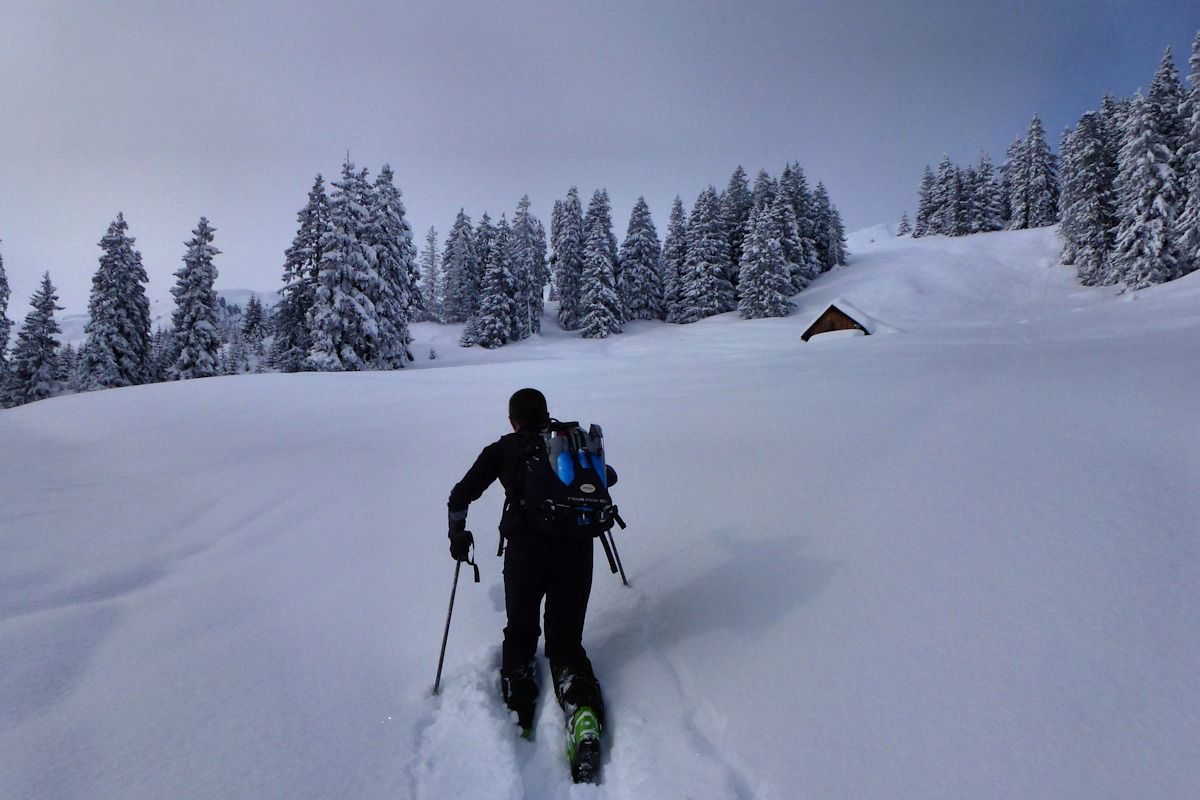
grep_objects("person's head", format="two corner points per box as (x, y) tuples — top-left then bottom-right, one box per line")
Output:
(508, 388), (549, 431)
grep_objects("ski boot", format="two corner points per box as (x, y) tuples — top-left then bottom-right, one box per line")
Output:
(567, 706), (602, 784)
(501, 663), (538, 739)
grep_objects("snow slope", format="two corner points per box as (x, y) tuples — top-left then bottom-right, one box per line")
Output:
(2, 227), (1198, 799)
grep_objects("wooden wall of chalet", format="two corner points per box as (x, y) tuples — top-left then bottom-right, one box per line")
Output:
(801, 306), (869, 342)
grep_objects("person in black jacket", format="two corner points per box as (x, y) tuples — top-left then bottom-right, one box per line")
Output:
(447, 388), (609, 745)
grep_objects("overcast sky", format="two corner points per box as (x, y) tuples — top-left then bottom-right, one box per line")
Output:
(1, 1), (1196, 316)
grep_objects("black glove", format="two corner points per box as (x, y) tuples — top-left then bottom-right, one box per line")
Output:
(449, 529), (474, 563)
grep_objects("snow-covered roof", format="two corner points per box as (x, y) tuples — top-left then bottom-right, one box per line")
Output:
(798, 298), (881, 339)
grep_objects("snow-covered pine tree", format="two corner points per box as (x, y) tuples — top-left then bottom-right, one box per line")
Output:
(721, 166), (754, 284)
(1003, 116), (1060, 230)
(462, 213), (515, 348)
(54, 341), (72, 384)
(953, 165), (972, 235)
(976, 153), (1006, 232)
(1058, 121), (1082, 266)
(829, 191), (848, 266)
(811, 181), (836, 260)
(1111, 91), (1183, 289)
(737, 198), (792, 320)
(661, 196), (688, 324)
(0, 242), (9, 378)
(929, 155), (958, 235)
(272, 175), (330, 372)
(306, 160), (380, 371)
(239, 295), (266, 367)
(1177, 31), (1200, 275)
(1025, 114), (1060, 228)
(577, 191), (623, 339)
(581, 189), (622, 321)
(442, 210), (479, 324)
(368, 164), (416, 368)
(80, 213), (153, 389)
(55, 341), (77, 387)
(418, 226), (444, 322)
(812, 182), (847, 268)
(676, 187), (731, 323)
(456, 212), (498, 346)
(1101, 94), (1131, 153)
(214, 297), (241, 344)
(168, 218), (222, 380)
(553, 187), (586, 331)
(964, 163), (993, 235)
(778, 163), (820, 292)
(1148, 47), (1189, 177)
(3, 272), (63, 407)
(617, 196), (665, 321)
(958, 164), (981, 235)
(474, 213), (495, 289)
(1001, 135), (1027, 229)
(1059, 112), (1119, 285)
(509, 195), (546, 339)
(750, 170), (778, 216)
(144, 327), (175, 385)
(1146, 44), (1197, 279)
(223, 331), (250, 375)
(531, 214), (549, 305)
(955, 166), (973, 235)
(241, 295), (268, 346)
(769, 190), (804, 294)
(508, 202), (534, 342)
(913, 166), (936, 237)
(548, 199), (564, 303)
(897, 213), (912, 236)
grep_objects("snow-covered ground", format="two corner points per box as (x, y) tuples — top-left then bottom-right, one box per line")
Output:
(2, 226), (1198, 799)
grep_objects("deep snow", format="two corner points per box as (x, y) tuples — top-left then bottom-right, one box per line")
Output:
(2, 226), (1198, 799)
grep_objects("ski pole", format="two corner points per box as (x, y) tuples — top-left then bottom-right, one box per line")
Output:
(604, 530), (628, 587)
(608, 510), (629, 586)
(433, 545), (479, 696)
(599, 531), (619, 577)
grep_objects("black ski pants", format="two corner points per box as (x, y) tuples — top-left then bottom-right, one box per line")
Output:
(501, 530), (604, 724)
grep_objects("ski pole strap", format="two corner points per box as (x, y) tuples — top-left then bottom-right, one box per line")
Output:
(467, 550), (480, 583)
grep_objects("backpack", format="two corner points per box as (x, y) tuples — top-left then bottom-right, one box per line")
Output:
(512, 420), (621, 538)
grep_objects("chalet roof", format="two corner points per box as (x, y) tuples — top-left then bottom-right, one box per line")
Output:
(799, 299), (880, 340)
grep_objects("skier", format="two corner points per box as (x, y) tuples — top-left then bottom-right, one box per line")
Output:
(447, 388), (612, 781)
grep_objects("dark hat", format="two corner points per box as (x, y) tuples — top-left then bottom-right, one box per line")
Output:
(509, 388), (549, 431)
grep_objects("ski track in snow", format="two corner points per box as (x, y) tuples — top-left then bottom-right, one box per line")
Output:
(409, 581), (767, 800)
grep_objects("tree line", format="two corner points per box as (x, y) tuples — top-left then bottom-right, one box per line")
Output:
(904, 113), (1058, 238)
(0, 159), (845, 407)
(0, 215), (273, 408)
(903, 32), (1200, 291)
(415, 162), (847, 344)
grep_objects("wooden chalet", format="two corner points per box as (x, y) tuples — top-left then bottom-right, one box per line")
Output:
(800, 301), (876, 342)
